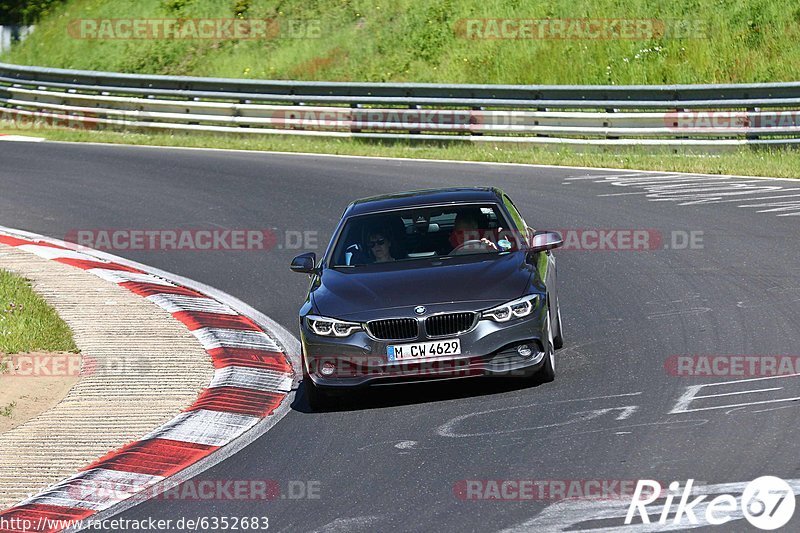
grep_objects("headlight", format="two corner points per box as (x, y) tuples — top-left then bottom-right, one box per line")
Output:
(306, 315), (362, 337)
(481, 294), (539, 322)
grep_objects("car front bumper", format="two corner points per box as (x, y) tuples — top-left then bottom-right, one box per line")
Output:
(301, 312), (549, 389)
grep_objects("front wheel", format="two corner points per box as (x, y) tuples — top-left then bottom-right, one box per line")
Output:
(536, 314), (556, 383)
(552, 298), (564, 350)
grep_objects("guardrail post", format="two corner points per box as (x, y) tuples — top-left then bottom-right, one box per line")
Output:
(471, 106), (483, 136)
(351, 102), (361, 134)
(605, 108), (618, 140)
(534, 107), (547, 137)
(745, 106), (758, 140)
(409, 104), (421, 135)
(675, 108), (688, 141)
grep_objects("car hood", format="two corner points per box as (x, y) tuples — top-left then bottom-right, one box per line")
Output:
(312, 252), (534, 320)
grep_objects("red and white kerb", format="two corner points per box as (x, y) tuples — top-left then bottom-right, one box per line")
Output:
(0, 234), (293, 533)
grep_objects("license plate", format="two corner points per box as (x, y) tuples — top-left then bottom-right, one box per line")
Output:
(387, 339), (461, 361)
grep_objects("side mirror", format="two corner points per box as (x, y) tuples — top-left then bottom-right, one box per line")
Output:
(529, 231), (563, 253)
(290, 252), (317, 274)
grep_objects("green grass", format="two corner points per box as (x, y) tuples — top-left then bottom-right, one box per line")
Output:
(2, 122), (799, 178)
(0, 269), (79, 354)
(3, 0), (800, 84)
(0, 402), (15, 417)
(3, 1), (799, 178)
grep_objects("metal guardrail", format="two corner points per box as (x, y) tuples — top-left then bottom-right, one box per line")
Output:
(2, 62), (800, 152)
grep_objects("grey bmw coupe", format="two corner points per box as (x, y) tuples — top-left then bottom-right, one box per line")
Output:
(290, 187), (564, 409)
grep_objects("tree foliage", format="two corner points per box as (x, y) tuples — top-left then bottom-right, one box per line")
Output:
(0, 0), (65, 25)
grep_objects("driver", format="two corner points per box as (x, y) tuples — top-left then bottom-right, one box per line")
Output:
(448, 211), (499, 251)
(367, 230), (396, 263)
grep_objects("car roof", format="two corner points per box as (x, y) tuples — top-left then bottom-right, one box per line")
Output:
(345, 187), (505, 217)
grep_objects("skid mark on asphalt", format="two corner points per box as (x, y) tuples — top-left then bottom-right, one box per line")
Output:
(361, 419), (707, 454)
(742, 402), (800, 415)
(436, 393), (644, 438)
(498, 479), (800, 532)
(310, 515), (383, 533)
(645, 307), (712, 320)
(520, 419), (709, 443)
(766, 286), (800, 293)
(737, 298), (800, 309)
(644, 293), (705, 306)
(565, 172), (800, 217)
(358, 436), (530, 454)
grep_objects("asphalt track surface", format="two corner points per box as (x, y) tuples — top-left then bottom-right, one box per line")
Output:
(1, 142), (799, 532)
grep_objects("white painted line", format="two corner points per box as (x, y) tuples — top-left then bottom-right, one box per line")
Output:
(577, 169), (800, 217)
(146, 293), (237, 315)
(210, 365), (293, 393)
(673, 395), (800, 414)
(142, 409), (261, 446)
(669, 385), (704, 414)
(692, 387), (782, 399)
(597, 191), (650, 197)
(684, 191), (800, 204)
(756, 204), (800, 213)
(17, 244), (94, 261)
(0, 135), (45, 142)
(563, 173), (661, 181)
(651, 185), (783, 198)
(647, 185), (782, 197)
(688, 372), (800, 386)
(697, 192), (800, 204)
(645, 181), (771, 191)
(604, 176), (727, 186)
(670, 374), (800, 414)
(192, 327), (281, 351)
(87, 268), (175, 286)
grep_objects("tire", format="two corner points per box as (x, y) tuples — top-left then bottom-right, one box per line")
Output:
(552, 298), (564, 350)
(536, 314), (556, 383)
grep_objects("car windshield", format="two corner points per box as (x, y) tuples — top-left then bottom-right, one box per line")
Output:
(330, 204), (523, 267)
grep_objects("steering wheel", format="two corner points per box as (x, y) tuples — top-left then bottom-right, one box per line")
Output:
(449, 239), (495, 255)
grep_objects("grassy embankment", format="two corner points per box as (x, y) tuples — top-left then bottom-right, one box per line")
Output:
(1, 0), (799, 177)
(0, 269), (79, 418)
